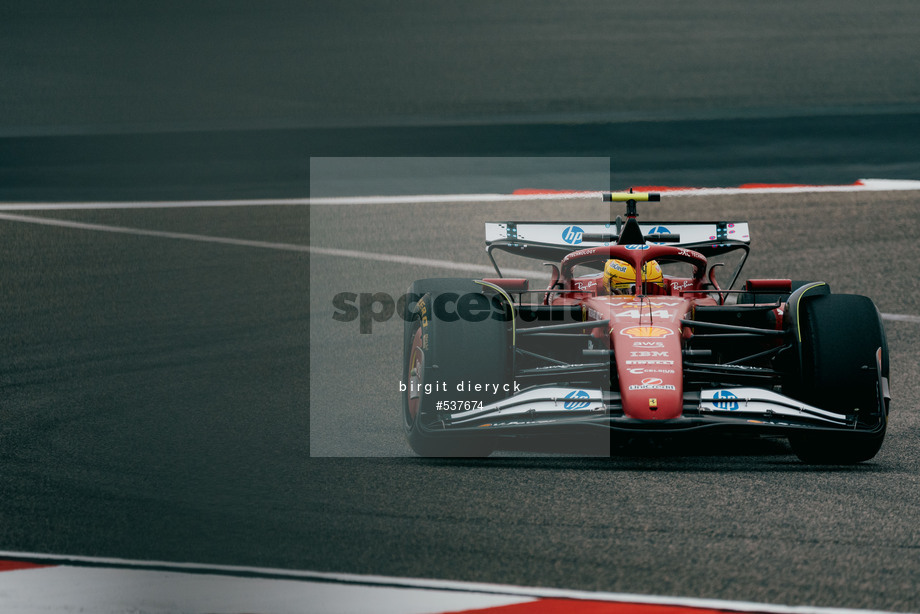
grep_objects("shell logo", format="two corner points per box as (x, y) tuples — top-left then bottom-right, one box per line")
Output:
(620, 326), (673, 338)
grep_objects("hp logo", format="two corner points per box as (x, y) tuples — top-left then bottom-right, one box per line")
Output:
(563, 390), (591, 410)
(713, 390), (739, 411)
(562, 226), (584, 245)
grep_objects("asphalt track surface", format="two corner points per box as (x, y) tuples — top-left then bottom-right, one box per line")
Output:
(3, 2), (920, 613)
(1, 191), (919, 613)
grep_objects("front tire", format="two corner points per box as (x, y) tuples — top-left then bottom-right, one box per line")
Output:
(401, 279), (511, 457)
(786, 294), (889, 464)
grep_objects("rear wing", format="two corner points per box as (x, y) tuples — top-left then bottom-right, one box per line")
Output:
(485, 221), (752, 286)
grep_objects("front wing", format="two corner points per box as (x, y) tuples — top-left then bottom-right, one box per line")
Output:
(418, 384), (887, 438)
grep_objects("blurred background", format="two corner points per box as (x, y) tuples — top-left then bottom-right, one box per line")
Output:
(2, 0), (920, 199)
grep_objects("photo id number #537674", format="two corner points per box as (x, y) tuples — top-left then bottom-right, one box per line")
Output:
(436, 400), (484, 411)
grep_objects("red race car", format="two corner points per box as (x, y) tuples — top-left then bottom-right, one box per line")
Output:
(401, 193), (889, 463)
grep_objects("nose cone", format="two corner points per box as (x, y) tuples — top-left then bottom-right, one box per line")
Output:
(603, 297), (691, 420)
(614, 327), (683, 420)
(580, 296), (689, 420)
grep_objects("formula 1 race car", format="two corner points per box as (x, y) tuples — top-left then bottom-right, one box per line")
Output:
(401, 193), (890, 463)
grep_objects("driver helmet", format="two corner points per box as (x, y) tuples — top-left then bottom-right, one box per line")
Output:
(604, 258), (664, 292)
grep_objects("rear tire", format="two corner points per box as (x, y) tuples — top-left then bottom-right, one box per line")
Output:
(401, 279), (511, 457)
(786, 294), (889, 464)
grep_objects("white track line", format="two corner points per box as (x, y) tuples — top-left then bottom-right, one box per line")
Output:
(0, 565), (528, 614)
(308, 179), (920, 205)
(308, 192), (604, 205)
(0, 193), (602, 210)
(0, 550), (905, 614)
(311, 245), (544, 278)
(0, 212), (914, 323)
(0, 212), (311, 252)
(0, 212), (545, 277)
(0, 199), (309, 211)
(881, 313), (920, 323)
(1, 178), (919, 210)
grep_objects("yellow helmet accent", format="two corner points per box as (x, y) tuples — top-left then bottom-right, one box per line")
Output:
(604, 259), (664, 291)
